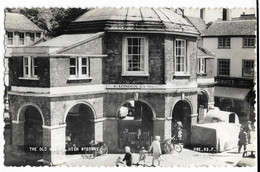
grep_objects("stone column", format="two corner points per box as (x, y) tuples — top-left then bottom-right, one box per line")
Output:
(208, 101), (215, 109)
(42, 124), (66, 165)
(93, 118), (104, 142)
(12, 121), (25, 153)
(104, 118), (118, 153)
(153, 118), (172, 140)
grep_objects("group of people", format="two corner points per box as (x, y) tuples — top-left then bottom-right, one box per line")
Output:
(238, 121), (252, 153)
(116, 135), (162, 167)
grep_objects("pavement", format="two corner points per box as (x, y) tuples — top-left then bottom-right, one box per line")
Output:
(58, 144), (255, 167)
(4, 125), (256, 167)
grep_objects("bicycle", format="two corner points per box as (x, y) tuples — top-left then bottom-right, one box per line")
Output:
(82, 141), (108, 159)
(161, 136), (182, 154)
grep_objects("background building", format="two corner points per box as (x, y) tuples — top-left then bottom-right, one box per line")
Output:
(181, 8), (256, 24)
(4, 13), (44, 122)
(8, 8), (215, 164)
(202, 13), (256, 126)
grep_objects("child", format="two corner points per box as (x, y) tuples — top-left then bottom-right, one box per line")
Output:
(137, 147), (147, 166)
(123, 146), (132, 167)
(116, 156), (124, 167)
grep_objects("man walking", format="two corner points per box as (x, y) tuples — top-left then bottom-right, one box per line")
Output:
(238, 127), (248, 153)
(149, 136), (162, 167)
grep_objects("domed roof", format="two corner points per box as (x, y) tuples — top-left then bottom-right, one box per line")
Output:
(66, 8), (199, 35)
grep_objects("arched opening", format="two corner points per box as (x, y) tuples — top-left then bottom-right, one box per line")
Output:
(171, 100), (192, 143)
(118, 100), (153, 152)
(65, 103), (95, 154)
(24, 106), (43, 154)
(198, 91), (208, 110)
(198, 91), (209, 122)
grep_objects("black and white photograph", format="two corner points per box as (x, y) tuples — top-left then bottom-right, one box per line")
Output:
(0, 0), (257, 171)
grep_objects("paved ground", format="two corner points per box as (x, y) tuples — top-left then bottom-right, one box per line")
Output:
(4, 126), (256, 167)
(60, 144), (255, 167)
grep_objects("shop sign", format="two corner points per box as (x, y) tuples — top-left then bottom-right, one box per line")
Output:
(106, 84), (164, 89)
(215, 77), (254, 88)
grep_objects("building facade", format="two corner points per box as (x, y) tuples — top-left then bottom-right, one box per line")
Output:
(202, 14), (256, 126)
(4, 13), (44, 121)
(8, 8), (215, 164)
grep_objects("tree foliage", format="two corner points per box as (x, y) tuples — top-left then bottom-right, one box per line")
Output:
(49, 8), (89, 37)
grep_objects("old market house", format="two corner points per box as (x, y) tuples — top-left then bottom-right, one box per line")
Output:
(8, 8), (215, 164)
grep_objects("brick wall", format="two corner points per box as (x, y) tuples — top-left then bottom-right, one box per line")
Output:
(104, 92), (165, 118)
(49, 56), (103, 87)
(9, 57), (50, 87)
(103, 32), (165, 84)
(60, 37), (103, 55)
(9, 94), (51, 125)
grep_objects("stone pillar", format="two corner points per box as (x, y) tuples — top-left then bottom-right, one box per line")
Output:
(42, 124), (66, 165)
(198, 106), (207, 124)
(208, 101), (215, 109)
(153, 118), (172, 140)
(104, 118), (118, 153)
(93, 118), (104, 142)
(12, 121), (25, 152)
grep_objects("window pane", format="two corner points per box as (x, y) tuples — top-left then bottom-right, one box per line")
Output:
(175, 40), (186, 72)
(70, 58), (76, 65)
(82, 67), (87, 75)
(70, 58), (77, 75)
(32, 58), (38, 76)
(243, 60), (254, 77)
(82, 58), (87, 65)
(70, 67), (76, 75)
(36, 33), (41, 38)
(25, 67), (29, 75)
(24, 57), (28, 65)
(218, 60), (230, 76)
(126, 37), (145, 72)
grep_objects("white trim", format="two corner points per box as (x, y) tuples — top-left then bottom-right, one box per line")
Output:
(50, 85), (106, 94)
(69, 57), (90, 78)
(46, 54), (107, 57)
(174, 39), (187, 74)
(11, 84), (106, 94)
(122, 36), (149, 76)
(190, 113), (198, 117)
(19, 77), (39, 80)
(90, 117), (107, 123)
(67, 77), (93, 81)
(197, 78), (215, 84)
(42, 124), (66, 130)
(22, 56), (38, 78)
(63, 101), (97, 123)
(16, 102), (45, 125)
(154, 118), (166, 121)
(12, 120), (23, 124)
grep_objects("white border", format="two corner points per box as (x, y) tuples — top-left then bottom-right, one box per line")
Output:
(0, 1), (257, 172)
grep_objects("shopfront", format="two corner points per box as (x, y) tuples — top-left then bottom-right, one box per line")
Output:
(214, 77), (255, 125)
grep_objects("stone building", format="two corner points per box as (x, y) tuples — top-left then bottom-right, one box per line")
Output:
(8, 8), (215, 164)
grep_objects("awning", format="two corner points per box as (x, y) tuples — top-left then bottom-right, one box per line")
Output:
(214, 87), (250, 100)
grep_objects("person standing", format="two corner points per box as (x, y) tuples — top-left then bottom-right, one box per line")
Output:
(123, 146), (132, 167)
(149, 136), (162, 167)
(238, 127), (248, 153)
(244, 121), (252, 144)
